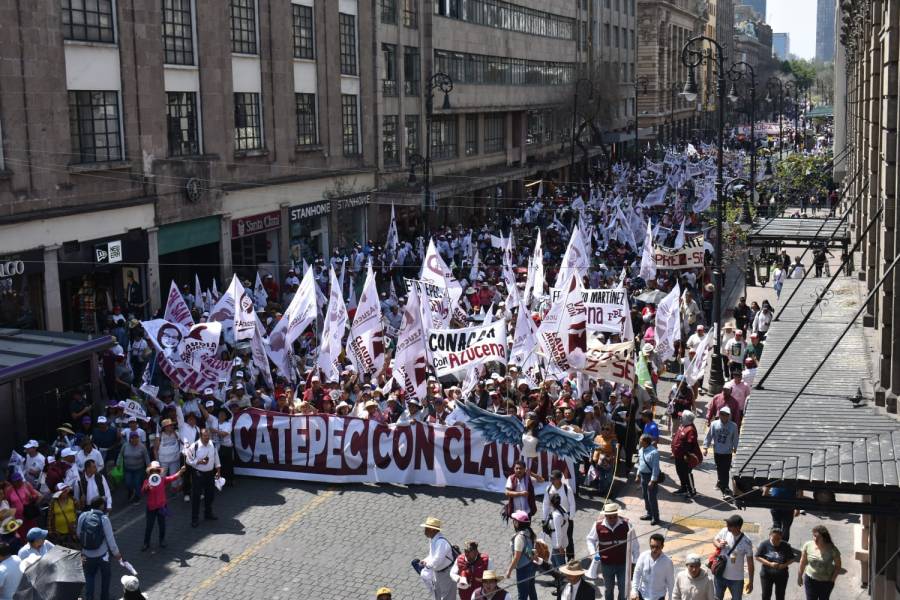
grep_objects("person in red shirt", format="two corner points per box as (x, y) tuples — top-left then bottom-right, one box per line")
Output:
(141, 461), (186, 551)
(705, 386), (742, 426)
(453, 540), (492, 600)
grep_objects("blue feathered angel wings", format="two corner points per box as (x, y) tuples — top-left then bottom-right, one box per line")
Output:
(456, 401), (596, 462)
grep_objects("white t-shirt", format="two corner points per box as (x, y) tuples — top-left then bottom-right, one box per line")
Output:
(714, 527), (754, 581)
(505, 476), (530, 513)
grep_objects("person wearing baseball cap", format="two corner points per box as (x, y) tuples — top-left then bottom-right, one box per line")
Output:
(703, 405), (739, 496)
(22, 441), (45, 489)
(712, 515), (755, 598)
(374, 587), (392, 600)
(18, 527), (52, 560)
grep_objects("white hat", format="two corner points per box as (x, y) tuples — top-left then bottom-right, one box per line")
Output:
(203, 387), (214, 395)
(23, 440), (38, 449)
(56, 482), (71, 492)
(719, 406), (732, 415)
(235, 383), (244, 390)
(232, 358), (243, 366)
(583, 406), (594, 413)
(121, 575), (140, 592)
(311, 375), (320, 382)
(97, 416), (108, 424)
(61, 448), (76, 459)
(235, 371), (245, 378)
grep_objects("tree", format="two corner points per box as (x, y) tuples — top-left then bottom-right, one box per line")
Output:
(780, 59), (817, 90)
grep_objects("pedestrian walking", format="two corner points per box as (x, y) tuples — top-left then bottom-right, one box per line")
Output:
(119, 432), (150, 503)
(504, 460), (537, 519)
(797, 526), (841, 600)
(703, 407), (738, 496)
(755, 527), (795, 600)
(558, 560), (594, 600)
(77, 497), (123, 600)
(471, 571), (509, 600)
(636, 434), (661, 525)
(0, 544), (23, 600)
(414, 516), (457, 600)
(672, 553), (714, 600)
(141, 461), (186, 551)
(711, 515), (754, 600)
(587, 503), (639, 600)
(765, 486), (801, 542)
(47, 483), (78, 549)
(185, 429), (221, 527)
(120, 575), (148, 600)
(671, 411), (702, 499)
(772, 265), (786, 299)
(631, 533), (675, 600)
(504, 511), (539, 600)
(451, 540), (491, 600)
(541, 469), (576, 561)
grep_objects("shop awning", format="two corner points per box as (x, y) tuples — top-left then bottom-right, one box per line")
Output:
(733, 276), (900, 507)
(748, 217), (849, 248)
(806, 105), (833, 118)
(0, 329), (115, 385)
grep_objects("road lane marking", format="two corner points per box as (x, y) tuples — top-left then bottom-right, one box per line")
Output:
(183, 490), (337, 599)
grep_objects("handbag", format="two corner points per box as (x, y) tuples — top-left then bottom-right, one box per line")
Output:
(708, 532), (744, 577)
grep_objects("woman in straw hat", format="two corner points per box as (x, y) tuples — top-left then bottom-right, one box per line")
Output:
(0, 517), (24, 554)
(471, 570), (509, 600)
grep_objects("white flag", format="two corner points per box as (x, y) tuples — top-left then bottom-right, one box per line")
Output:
(345, 262), (385, 378)
(674, 218), (686, 249)
(654, 283), (682, 362)
(510, 303), (538, 367)
(421, 238), (463, 321)
(194, 274), (204, 313)
(532, 230), (545, 300)
(163, 281), (194, 330)
(254, 273), (268, 310)
(684, 324), (715, 385)
(639, 220), (657, 282)
(392, 287), (428, 400)
(469, 250), (480, 284)
(538, 273), (586, 371)
(267, 268), (318, 379)
(643, 183), (669, 207)
(317, 267), (348, 382)
(385, 203), (399, 255)
(554, 224), (589, 289)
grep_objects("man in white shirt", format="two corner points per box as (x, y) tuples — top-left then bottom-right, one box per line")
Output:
(685, 325), (706, 353)
(631, 532), (674, 600)
(414, 517), (456, 600)
(541, 469), (576, 561)
(186, 429), (221, 528)
(22, 441), (45, 490)
(712, 515), (754, 600)
(0, 545), (23, 600)
(75, 438), (104, 473)
(74, 459), (112, 512)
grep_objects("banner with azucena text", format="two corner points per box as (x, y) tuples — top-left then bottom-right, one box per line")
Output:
(232, 409), (571, 493)
(427, 320), (508, 378)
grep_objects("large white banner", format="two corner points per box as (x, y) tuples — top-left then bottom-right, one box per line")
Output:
(427, 320), (508, 378)
(581, 339), (635, 386)
(654, 234), (705, 270)
(232, 410), (571, 492)
(582, 288), (629, 334)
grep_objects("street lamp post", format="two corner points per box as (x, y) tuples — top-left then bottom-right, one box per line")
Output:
(680, 34), (728, 394)
(765, 77), (785, 160)
(633, 76), (649, 166)
(408, 72), (453, 238)
(785, 80), (800, 151)
(571, 78), (593, 184)
(726, 61), (756, 221)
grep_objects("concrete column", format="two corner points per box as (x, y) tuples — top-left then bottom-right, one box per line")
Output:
(43, 245), (62, 332)
(146, 226), (162, 315)
(279, 203), (290, 280)
(519, 113), (527, 167)
(219, 213), (233, 284)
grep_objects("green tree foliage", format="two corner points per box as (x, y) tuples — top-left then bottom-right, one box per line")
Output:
(779, 59), (817, 90)
(772, 153), (833, 200)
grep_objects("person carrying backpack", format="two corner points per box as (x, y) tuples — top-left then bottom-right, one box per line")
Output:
(77, 497), (122, 600)
(413, 516), (458, 600)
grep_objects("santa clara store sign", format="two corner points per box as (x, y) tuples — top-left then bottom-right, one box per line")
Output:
(232, 211), (282, 239)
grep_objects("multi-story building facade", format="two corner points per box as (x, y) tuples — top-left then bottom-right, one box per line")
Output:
(815, 0), (835, 62)
(636, 0), (708, 142)
(372, 0), (585, 232)
(772, 32), (790, 60)
(738, 0), (765, 20)
(0, 0), (377, 333)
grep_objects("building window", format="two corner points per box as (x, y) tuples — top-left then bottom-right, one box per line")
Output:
(526, 111), (545, 145)
(430, 115), (457, 161)
(292, 4), (314, 60)
(166, 91), (199, 157)
(604, 24), (610, 46)
(483, 113), (505, 153)
(61, 0), (115, 43)
(230, 0), (257, 54)
(295, 93), (317, 146)
(613, 26), (619, 48)
(233, 92), (263, 151)
(404, 46), (420, 96)
(403, 0), (417, 27)
(435, 0), (574, 39)
(162, 0), (194, 65)
(68, 91), (122, 163)
(433, 49), (574, 86)
(341, 94), (359, 156)
(465, 114), (478, 156)
(405, 114), (419, 157)
(382, 44), (398, 96)
(381, 0), (396, 24)
(339, 13), (357, 76)
(383, 115), (399, 165)
(630, 29), (635, 50)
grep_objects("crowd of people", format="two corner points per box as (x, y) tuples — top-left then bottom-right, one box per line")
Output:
(0, 141), (843, 600)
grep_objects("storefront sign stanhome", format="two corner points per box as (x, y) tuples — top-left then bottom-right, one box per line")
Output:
(335, 193), (371, 211)
(94, 240), (123, 264)
(289, 200), (332, 223)
(232, 211), (282, 239)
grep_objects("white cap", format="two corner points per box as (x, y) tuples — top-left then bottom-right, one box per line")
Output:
(235, 383), (244, 390)
(61, 448), (76, 459)
(719, 406), (732, 415)
(311, 375), (320, 382)
(97, 416), (108, 424)
(583, 406), (594, 413)
(23, 440), (38, 449)
(233, 358), (243, 366)
(203, 387), (214, 395)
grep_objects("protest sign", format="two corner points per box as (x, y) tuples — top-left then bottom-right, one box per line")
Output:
(427, 320), (508, 377)
(581, 339), (635, 386)
(654, 234), (705, 270)
(581, 288), (629, 334)
(233, 410), (571, 493)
